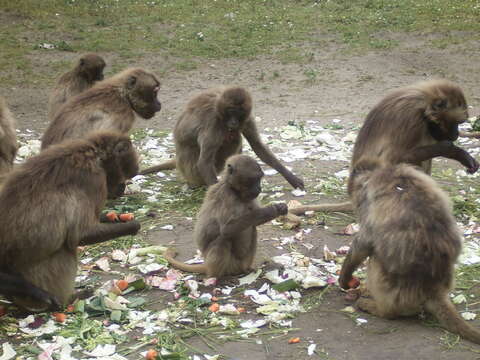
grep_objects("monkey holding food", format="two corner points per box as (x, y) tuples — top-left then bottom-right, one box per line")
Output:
(0, 132), (140, 311)
(164, 154), (288, 278)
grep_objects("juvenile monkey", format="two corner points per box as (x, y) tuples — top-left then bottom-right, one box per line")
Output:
(164, 154), (288, 278)
(42, 67), (161, 150)
(48, 53), (106, 119)
(0, 132), (140, 311)
(140, 87), (304, 190)
(290, 79), (479, 215)
(338, 158), (480, 344)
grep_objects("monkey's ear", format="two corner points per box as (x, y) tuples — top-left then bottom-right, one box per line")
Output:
(79, 58), (85, 66)
(227, 164), (234, 175)
(432, 98), (447, 111)
(113, 140), (131, 156)
(127, 76), (137, 89)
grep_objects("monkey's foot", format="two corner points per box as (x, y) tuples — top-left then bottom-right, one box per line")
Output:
(356, 297), (379, 315)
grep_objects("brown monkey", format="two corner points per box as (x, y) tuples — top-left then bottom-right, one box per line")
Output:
(338, 158), (480, 344)
(42, 67), (161, 150)
(48, 53), (106, 119)
(290, 79), (479, 215)
(164, 154), (288, 278)
(0, 131), (140, 311)
(0, 97), (18, 177)
(140, 87), (304, 190)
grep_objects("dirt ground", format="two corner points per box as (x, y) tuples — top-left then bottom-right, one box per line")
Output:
(2, 32), (480, 359)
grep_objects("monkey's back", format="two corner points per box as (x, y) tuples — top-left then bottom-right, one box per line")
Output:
(174, 88), (242, 185)
(42, 86), (135, 149)
(360, 165), (461, 292)
(0, 140), (106, 266)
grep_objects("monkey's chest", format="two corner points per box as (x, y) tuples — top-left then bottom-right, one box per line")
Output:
(222, 131), (241, 145)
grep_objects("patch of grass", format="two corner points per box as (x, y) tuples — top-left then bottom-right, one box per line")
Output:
(2, 0), (480, 86)
(456, 264), (480, 291)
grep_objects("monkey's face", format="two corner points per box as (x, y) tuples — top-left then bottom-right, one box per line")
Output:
(128, 73), (162, 119)
(79, 56), (106, 83)
(224, 106), (250, 132)
(102, 138), (139, 197)
(427, 94), (468, 142)
(226, 155), (264, 201)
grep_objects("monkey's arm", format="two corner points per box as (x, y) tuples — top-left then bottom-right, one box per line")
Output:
(242, 120), (305, 189)
(220, 203), (287, 237)
(197, 134), (221, 186)
(404, 141), (479, 174)
(338, 234), (373, 289)
(79, 221), (140, 245)
(0, 272), (59, 308)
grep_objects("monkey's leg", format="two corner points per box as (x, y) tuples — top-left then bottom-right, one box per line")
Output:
(139, 158), (176, 175)
(79, 221), (140, 245)
(243, 121), (304, 190)
(197, 140), (221, 186)
(338, 235), (372, 289)
(0, 272), (59, 309)
(404, 141), (479, 174)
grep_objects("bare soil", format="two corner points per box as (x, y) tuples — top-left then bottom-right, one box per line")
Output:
(3, 32), (480, 359)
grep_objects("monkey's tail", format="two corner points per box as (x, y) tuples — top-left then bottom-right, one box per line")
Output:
(288, 201), (353, 215)
(460, 131), (480, 139)
(426, 297), (480, 344)
(139, 158), (176, 175)
(164, 247), (208, 274)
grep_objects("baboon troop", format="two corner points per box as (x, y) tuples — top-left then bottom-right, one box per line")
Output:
(47, 53), (106, 119)
(2, 53), (480, 347)
(141, 87), (304, 190)
(165, 154), (288, 277)
(339, 158), (480, 344)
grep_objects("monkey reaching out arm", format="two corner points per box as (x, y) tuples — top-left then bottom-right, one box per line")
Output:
(0, 132), (141, 312)
(338, 158), (480, 345)
(140, 87), (304, 190)
(290, 79), (479, 215)
(164, 154), (288, 278)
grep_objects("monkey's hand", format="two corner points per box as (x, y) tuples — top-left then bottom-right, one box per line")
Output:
(286, 173), (305, 190)
(466, 156), (479, 174)
(273, 203), (288, 216)
(338, 273), (352, 290)
(29, 286), (61, 310)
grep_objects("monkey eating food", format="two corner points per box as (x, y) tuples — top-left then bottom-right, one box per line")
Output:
(339, 158), (480, 344)
(164, 154), (288, 278)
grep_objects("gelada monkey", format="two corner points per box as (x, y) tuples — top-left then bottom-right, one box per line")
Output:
(0, 132), (140, 311)
(164, 154), (288, 278)
(290, 79), (479, 215)
(42, 67), (161, 150)
(339, 158), (480, 344)
(48, 53), (106, 119)
(140, 87), (304, 190)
